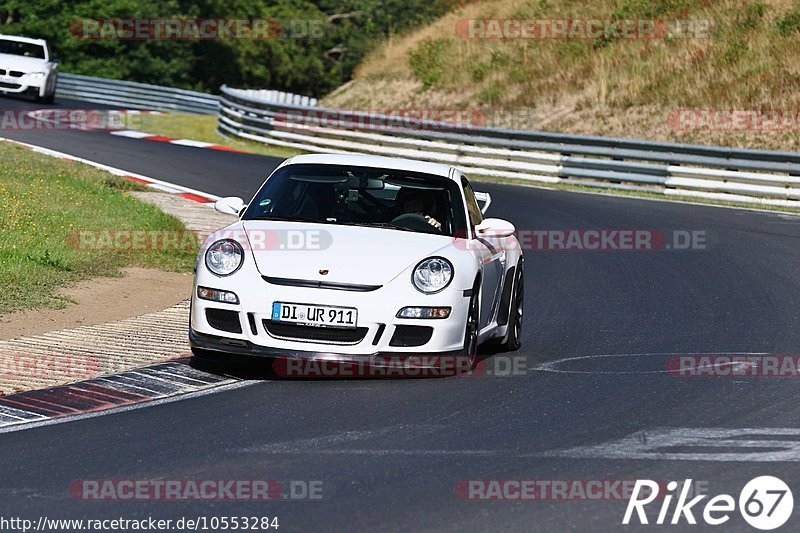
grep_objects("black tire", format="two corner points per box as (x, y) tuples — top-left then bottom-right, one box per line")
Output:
(460, 280), (481, 369)
(498, 261), (524, 351)
(36, 76), (56, 104)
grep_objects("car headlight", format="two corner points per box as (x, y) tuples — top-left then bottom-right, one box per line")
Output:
(205, 239), (244, 276)
(27, 72), (46, 78)
(412, 257), (453, 294)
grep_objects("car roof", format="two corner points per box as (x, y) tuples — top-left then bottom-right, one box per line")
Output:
(282, 153), (457, 179)
(0, 34), (47, 46)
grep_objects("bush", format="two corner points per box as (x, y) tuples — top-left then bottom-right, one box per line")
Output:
(777, 8), (800, 36)
(409, 38), (451, 89)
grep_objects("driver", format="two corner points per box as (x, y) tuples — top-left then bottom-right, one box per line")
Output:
(393, 188), (442, 230)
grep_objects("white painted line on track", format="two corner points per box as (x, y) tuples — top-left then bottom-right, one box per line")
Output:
(541, 428), (800, 462)
(169, 139), (215, 148)
(0, 136), (221, 204)
(109, 129), (154, 138)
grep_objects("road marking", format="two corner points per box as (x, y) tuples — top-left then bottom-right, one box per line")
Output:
(0, 137), (220, 204)
(170, 139), (214, 148)
(530, 352), (775, 375)
(108, 129), (153, 139)
(110, 129), (252, 153)
(542, 428), (800, 462)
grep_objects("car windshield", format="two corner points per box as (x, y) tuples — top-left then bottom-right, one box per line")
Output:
(0, 39), (45, 59)
(242, 163), (467, 237)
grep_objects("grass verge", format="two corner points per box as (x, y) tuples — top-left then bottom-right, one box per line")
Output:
(0, 141), (197, 314)
(135, 113), (302, 159)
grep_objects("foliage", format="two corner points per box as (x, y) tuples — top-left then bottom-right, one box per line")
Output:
(0, 0), (458, 96)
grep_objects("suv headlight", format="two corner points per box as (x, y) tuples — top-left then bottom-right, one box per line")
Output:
(205, 239), (244, 276)
(412, 257), (453, 294)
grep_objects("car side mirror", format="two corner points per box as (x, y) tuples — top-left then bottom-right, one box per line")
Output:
(475, 218), (515, 238)
(214, 196), (246, 216)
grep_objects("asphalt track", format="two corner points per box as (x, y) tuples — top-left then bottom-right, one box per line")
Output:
(2, 96), (800, 531)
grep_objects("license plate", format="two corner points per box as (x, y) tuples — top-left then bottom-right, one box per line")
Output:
(272, 302), (358, 329)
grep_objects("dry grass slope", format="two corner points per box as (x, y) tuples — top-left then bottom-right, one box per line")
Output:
(321, 0), (800, 150)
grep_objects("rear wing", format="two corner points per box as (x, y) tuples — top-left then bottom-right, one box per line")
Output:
(474, 191), (492, 215)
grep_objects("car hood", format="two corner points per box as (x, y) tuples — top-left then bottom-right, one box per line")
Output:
(0, 53), (48, 71)
(241, 220), (454, 286)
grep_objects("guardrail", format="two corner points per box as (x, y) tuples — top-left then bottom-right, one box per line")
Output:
(56, 73), (219, 114)
(56, 74), (319, 116)
(218, 85), (800, 208)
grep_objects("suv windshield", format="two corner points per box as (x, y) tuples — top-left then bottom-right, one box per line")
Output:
(0, 39), (45, 59)
(242, 163), (467, 237)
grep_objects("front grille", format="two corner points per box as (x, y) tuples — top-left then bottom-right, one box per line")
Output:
(389, 325), (433, 347)
(206, 308), (243, 334)
(263, 276), (381, 292)
(263, 320), (368, 345)
(0, 69), (6, 76)
(9, 71), (23, 78)
(0, 81), (21, 89)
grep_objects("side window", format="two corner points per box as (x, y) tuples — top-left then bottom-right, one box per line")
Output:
(461, 177), (483, 228)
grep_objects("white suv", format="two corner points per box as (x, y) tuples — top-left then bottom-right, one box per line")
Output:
(0, 34), (58, 103)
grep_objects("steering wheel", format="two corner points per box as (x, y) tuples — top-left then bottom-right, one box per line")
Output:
(390, 213), (441, 234)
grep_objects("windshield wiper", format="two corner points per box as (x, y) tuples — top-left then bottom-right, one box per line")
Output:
(249, 215), (326, 224)
(348, 222), (416, 232)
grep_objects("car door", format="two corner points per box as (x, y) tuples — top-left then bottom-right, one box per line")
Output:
(461, 176), (505, 330)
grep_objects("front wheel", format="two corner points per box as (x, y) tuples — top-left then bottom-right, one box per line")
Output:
(460, 281), (480, 369)
(497, 261), (524, 351)
(36, 76), (56, 104)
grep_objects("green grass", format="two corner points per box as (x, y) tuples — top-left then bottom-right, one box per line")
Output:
(0, 142), (196, 314)
(135, 113), (303, 160)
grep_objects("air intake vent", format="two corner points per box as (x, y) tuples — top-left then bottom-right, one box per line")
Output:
(389, 325), (433, 347)
(263, 321), (368, 345)
(205, 308), (242, 334)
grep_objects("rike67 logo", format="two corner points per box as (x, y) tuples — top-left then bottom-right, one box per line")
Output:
(623, 476), (793, 530)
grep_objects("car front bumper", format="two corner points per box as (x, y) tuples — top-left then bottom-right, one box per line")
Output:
(190, 275), (472, 358)
(190, 327), (464, 362)
(0, 76), (46, 95)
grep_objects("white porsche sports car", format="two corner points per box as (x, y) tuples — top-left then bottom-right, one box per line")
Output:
(0, 35), (58, 103)
(190, 154), (523, 371)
